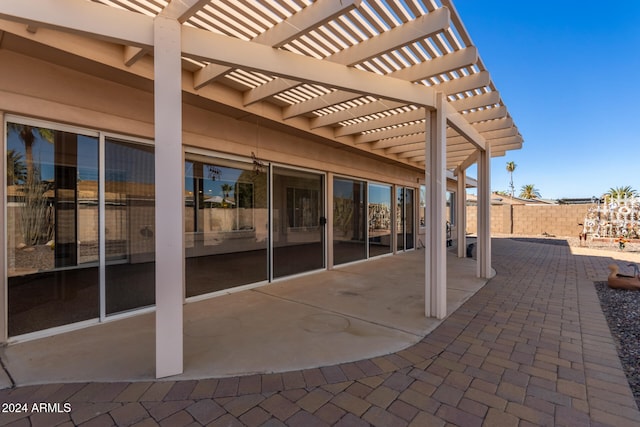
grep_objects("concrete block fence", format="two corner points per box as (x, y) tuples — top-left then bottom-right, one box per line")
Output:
(466, 203), (596, 238)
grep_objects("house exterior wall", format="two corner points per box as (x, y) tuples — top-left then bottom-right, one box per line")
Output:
(467, 203), (595, 237)
(2, 46), (439, 340)
(0, 49), (422, 189)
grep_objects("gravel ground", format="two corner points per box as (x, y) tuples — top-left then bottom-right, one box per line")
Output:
(595, 281), (640, 410)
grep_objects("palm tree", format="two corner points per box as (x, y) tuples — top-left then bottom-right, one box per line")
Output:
(606, 186), (636, 199)
(519, 184), (540, 199)
(6, 149), (26, 185)
(220, 183), (234, 207)
(506, 161), (516, 198)
(6, 124), (55, 246)
(6, 124), (54, 179)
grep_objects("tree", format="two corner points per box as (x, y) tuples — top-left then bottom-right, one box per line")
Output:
(519, 184), (540, 199)
(605, 186), (637, 199)
(220, 183), (234, 208)
(6, 149), (26, 185)
(506, 161), (517, 198)
(6, 124), (55, 246)
(7, 124), (54, 179)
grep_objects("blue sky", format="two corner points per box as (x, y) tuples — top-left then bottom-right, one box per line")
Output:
(454, 1), (640, 199)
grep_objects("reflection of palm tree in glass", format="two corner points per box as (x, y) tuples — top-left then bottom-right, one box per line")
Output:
(6, 149), (26, 185)
(221, 183), (233, 207)
(7, 124), (54, 180)
(7, 124), (55, 245)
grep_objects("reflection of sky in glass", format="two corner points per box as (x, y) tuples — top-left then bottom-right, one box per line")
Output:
(368, 184), (391, 205)
(7, 125), (98, 181)
(184, 163), (246, 197)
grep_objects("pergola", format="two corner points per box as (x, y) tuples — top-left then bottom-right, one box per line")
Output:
(0, 0), (523, 378)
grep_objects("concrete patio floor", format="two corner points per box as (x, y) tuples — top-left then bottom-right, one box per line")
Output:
(1, 238), (640, 426)
(0, 247), (488, 387)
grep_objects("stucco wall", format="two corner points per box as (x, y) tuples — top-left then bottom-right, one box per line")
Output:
(0, 48), (423, 189)
(467, 203), (595, 237)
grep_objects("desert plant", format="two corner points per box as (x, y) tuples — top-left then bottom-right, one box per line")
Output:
(7, 124), (56, 246)
(18, 167), (53, 245)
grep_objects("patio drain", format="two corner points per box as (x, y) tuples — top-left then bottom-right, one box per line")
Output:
(299, 313), (350, 334)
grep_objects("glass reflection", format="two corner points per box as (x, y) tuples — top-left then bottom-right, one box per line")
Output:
(185, 155), (268, 296)
(6, 123), (99, 336)
(368, 183), (392, 257)
(105, 139), (155, 315)
(397, 187), (405, 251)
(405, 188), (415, 250)
(272, 167), (324, 278)
(333, 178), (366, 265)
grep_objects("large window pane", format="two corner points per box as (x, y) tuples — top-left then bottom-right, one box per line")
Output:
(368, 183), (392, 257)
(105, 139), (155, 315)
(185, 155), (268, 296)
(396, 187), (405, 251)
(405, 188), (415, 250)
(6, 123), (99, 336)
(273, 167), (324, 278)
(333, 178), (366, 265)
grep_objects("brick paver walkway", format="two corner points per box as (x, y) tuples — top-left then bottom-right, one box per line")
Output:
(1, 238), (639, 426)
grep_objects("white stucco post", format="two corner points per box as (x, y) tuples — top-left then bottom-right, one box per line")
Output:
(424, 93), (447, 319)
(477, 144), (492, 278)
(154, 15), (184, 378)
(455, 167), (467, 258)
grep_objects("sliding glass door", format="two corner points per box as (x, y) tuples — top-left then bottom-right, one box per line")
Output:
(184, 155), (268, 297)
(368, 183), (392, 257)
(333, 177), (366, 265)
(397, 187), (415, 251)
(272, 167), (325, 278)
(5, 119), (156, 337)
(104, 138), (155, 315)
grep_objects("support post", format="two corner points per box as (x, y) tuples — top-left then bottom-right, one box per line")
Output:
(477, 143), (492, 278)
(154, 15), (184, 378)
(424, 93), (447, 319)
(455, 167), (467, 258)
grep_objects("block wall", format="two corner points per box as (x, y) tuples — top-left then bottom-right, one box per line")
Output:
(466, 203), (595, 237)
